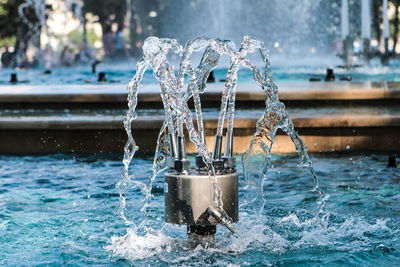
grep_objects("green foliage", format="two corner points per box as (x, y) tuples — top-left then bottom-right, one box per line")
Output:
(67, 29), (83, 48)
(0, 4), (8, 16)
(87, 27), (101, 45)
(65, 28), (100, 51)
(0, 0), (40, 44)
(0, 36), (16, 47)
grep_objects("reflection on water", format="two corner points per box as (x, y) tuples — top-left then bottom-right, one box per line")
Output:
(0, 153), (399, 265)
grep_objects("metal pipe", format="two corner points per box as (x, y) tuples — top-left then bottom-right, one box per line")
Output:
(224, 131), (233, 157)
(206, 207), (237, 234)
(174, 135), (190, 173)
(177, 135), (187, 160)
(212, 135), (223, 160)
(168, 133), (178, 159)
(199, 131), (206, 147)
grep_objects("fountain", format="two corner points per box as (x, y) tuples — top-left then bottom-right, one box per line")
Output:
(18, 0), (84, 52)
(383, 0), (390, 57)
(9, 73), (18, 83)
(361, 0), (371, 60)
(341, 0), (352, 67)
(1, 2), (400, 264)
(118, 36), (321, 239)
(18, 0), (48, 37)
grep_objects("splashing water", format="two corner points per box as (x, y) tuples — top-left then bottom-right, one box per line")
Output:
(18, 0), (84, 44)
(117, 36), (325, 239)
(18, 0), (48, 38)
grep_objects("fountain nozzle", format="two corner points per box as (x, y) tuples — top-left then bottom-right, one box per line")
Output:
(325, 68), (335, 81)
(92, 60), (102, 73)
(211, 135), (224, 171)
(173, 135), (190, 173)
(10, 73), (18, 83)
(98, 72), (107, 82)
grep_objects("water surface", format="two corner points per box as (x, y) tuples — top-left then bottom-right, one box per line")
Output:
(0, 153), (399, 265)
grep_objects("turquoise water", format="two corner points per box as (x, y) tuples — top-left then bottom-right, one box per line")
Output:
(2, 63), (400, 85)
(0, 153), (399, 265)
(2, 106), (400, 118)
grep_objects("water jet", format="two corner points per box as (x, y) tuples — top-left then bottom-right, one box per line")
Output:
(120, 36), (317, 239)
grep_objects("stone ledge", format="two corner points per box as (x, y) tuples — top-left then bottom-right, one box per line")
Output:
(0, 114), (399, 154)
(1, 82), (400, 104)
(0, 114), (399, 130)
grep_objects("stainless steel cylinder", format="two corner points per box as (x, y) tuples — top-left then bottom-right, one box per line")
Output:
(164, 170), (238, 226)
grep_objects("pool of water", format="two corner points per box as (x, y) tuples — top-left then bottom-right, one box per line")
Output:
(2, 61), (400, 85)
(1, 106), (400, 118)
(0, 153), (399, 265)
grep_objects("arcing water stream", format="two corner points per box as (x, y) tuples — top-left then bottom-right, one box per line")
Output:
(113, 35), (328, 257)
(117, 35), (326, 229)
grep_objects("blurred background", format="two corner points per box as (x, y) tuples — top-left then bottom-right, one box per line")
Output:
(0, 0), (399, 68)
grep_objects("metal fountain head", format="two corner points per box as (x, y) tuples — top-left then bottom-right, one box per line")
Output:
(127, 36), (267, 238)
(122, 35), (313, 239)
(139, 36), (267, 238)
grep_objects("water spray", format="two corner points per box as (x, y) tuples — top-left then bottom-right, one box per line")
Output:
(121, 36), (318, 239)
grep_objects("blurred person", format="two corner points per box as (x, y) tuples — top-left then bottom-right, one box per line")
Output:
(30, 51), (40, 68)
(75, 42), (96, 64)
(61, 46), (75, 66)
(42, 43), (55, 69)
(1, 44), (13, 68)
(13, 40), (29, 68)
(102, 24), (115, 58)
(115, 23), (128, 58)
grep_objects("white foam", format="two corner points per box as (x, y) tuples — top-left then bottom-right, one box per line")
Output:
(106, 228), (175, 261)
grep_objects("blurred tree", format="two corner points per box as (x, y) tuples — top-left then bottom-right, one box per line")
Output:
(390, 0), (400, 53)
(82, 0), (126, 32)
(0, 0), (40, 47)
(372, 0), (382, 47)
(82, 0), (126, 56)
(127, 0), (165, 56)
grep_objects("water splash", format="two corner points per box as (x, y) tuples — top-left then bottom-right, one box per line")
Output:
(18, 0), (48, 38)
(18, 0), (84, 45)
(240, 38), (327, 221)
(107, 209), (394, 264)
(118, 36), (324, 233)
